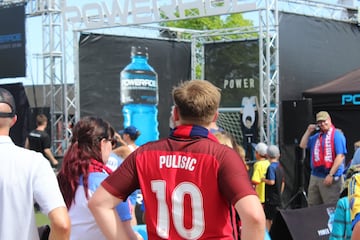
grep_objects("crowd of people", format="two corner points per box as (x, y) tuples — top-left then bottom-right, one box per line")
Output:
(88, 80), (265, 239)
(2, 80), (360, 239)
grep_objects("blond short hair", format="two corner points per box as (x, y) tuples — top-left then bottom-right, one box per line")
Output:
(214, 131), (233, 148)
(214, 131), (248, 170)
(172, 80), (220, 126)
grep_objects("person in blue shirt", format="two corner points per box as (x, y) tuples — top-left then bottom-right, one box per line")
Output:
(329, 165), (360, 240)
(262, 145), (284, 231)
(350, 147), (360, 166)
(299, 111), (347, 207)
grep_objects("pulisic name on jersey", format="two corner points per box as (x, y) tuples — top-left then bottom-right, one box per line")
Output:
(159, 155), (197, 171)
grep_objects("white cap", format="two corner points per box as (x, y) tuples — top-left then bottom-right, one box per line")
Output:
(267, 145), (280, 158)
(253, 142), (268, 156)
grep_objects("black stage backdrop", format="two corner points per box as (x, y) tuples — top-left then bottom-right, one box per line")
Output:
(204, 40), (260, 162)
(279, 13), (360, 207)
(204, 40), (259, 108)
(0, 4), (26, 78)
(279, 13), (360, 101)
(79, 34), (191, 140)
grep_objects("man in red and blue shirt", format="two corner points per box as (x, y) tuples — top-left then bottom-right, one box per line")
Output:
(300, 111), (347, 207)
(89, 80), (265, 240)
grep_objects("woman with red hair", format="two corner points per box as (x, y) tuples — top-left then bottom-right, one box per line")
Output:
(57, 116), (141, 240)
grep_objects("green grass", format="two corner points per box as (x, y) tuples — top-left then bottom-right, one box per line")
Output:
(35, 211), (50, 226)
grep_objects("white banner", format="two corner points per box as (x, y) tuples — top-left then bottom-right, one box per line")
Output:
(62, 0), (257, 30)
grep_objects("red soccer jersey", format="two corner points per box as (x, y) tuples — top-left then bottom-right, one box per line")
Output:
(102, 135), (255, 239)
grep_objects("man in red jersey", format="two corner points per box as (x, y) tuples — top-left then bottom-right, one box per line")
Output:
(89, 80), (265, 240)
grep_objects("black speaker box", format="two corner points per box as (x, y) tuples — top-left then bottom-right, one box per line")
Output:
(270, 203), (335, 240)
(282, 99), (313, 145)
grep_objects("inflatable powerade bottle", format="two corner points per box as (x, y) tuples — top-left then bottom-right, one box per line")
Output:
(120, 46), (159, 146)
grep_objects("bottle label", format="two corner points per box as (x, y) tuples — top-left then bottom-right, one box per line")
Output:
(122, 78), (156, 88)
(121, 70), (158, 104)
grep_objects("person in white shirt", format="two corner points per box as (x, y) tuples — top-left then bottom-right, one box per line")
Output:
(0, 87), (70, 240)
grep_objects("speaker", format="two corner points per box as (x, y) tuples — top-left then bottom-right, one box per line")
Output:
(159, 29), (178, 38)
(282, 99), (313, 145)
(270, 203), (335, 240)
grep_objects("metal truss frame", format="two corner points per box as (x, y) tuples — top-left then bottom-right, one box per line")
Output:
(190, 0), (279, 144)
(1, 0), (74, 156)
(29, 0), (74, 156)
(1, 0), (358, 152)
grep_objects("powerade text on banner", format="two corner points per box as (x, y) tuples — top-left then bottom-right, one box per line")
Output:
(120, 46), (159, 146)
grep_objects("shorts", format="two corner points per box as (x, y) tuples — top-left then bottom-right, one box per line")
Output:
(264, 203), (279, 220)
(307, 174), (343, 206)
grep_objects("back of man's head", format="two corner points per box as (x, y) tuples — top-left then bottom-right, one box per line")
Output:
(36, 114), (48, 127)
(172, 80), (221, 125)
(0, 88), (17, 131)
(0, 88), (16, 118)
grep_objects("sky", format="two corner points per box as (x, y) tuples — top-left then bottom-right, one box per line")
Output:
(1, 0), (359, 86)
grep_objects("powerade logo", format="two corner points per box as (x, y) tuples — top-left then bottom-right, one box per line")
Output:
(122, 79), (157, 88)
(0, 33), (22, 43)
(342, 94), (360, 105)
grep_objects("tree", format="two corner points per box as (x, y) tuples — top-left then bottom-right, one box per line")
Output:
(159, 12), (256, 78)
(160, 12), (255, 40)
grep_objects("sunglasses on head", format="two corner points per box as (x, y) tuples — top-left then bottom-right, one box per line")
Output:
(99, 136), (117, 146)
(109, 137), (117, 146)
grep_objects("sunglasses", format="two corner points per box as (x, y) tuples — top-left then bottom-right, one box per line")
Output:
(100, 137), (117, 146)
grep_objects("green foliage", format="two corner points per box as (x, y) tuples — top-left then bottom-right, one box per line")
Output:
(223, 14), (253, 29)
(163, 15), (223, 30)
(161, 13), (254, 32)
(160, 12), (256, 78)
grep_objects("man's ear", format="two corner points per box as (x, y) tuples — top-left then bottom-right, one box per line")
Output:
(212, 111), (219, 122)
(10, 115), (17, 127)
(173, 106), (180, 121)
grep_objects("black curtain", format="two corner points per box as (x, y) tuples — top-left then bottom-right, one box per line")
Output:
(79, 33), (191, 139)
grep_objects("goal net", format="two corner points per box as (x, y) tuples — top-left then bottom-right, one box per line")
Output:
(216, 108), (259, 164)
(216, 110), (243, 146)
